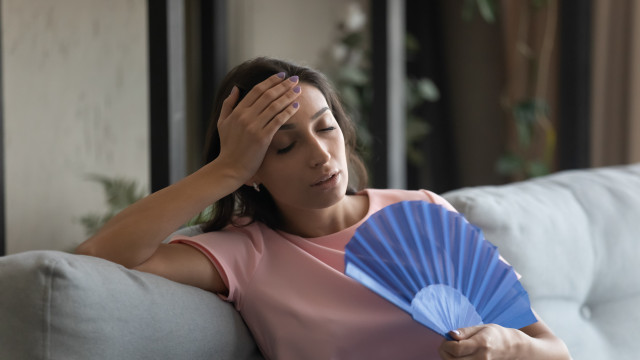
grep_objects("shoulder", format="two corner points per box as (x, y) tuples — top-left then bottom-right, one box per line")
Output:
(363, 188), (457, 212)
(167, 220), (279, 301)
(170, 220), (269, 254)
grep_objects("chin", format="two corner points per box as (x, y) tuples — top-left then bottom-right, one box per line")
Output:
(309, 183), (349, 209)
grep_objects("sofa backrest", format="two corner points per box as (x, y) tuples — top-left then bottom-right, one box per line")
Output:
(443, 163), (640, 360)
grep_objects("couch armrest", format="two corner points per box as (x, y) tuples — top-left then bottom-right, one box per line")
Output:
(0, 250), (263, 360)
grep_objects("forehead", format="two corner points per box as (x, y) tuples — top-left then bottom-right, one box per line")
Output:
(296, 84), (329, 113)
(277, 84), (332, 131)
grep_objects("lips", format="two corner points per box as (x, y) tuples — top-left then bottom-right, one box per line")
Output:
(311, 171), (340, 187)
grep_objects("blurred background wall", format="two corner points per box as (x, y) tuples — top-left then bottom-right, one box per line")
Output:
(0, 0), (364, 254)
(1, 0), (639, 254)
(226, 0), (367, 69)
(2, 0), (148, 253)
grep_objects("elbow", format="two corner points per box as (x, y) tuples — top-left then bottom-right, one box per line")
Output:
(74, 239), (117, 264)
(75, 241), (96, 257)
(75, 238), (147, 270)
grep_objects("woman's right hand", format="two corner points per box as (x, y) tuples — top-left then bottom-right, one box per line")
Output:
(215, 72), (302, 185)
(75, 73), (301, 274)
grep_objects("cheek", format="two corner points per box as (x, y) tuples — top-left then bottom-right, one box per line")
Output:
(335, 131), (347, 158)
(257, 156), (299, 185)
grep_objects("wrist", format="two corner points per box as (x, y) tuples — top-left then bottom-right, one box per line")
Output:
(196, 159), (246, 195)
(515, 328), (570, 360)
(513, 328), (533, 358)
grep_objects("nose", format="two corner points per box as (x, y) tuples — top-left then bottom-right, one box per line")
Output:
(308, 136), (331, 167)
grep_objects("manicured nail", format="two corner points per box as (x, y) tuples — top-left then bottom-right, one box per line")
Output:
(452, 330), (461, 335)
(289, 75), (299, 83)
(276, 72), (285, 79)
(293, 102), (299, 109)
(293, 86), (301, 93)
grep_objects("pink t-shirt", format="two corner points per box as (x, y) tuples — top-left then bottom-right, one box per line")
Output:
(171, 189), (460, 360)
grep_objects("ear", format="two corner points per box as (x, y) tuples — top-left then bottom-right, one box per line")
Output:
(243, 176), (260, 188)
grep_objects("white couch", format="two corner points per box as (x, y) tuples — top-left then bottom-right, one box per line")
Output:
(1, 164), (638, 359)
(444, 163), (640, 360)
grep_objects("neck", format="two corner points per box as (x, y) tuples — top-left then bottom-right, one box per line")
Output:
(276, 194), (369, 238)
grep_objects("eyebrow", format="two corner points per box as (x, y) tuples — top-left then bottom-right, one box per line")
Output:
(278, 106), (330, 131)
(311, 106), (330, 120)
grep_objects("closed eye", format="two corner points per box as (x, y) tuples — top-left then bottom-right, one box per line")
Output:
(277, 142), (296, 154)
(320, 126), (336, 132)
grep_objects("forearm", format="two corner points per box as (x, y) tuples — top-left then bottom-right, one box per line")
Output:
(520, 331), (571, 360)
(76, 160), (240, 268)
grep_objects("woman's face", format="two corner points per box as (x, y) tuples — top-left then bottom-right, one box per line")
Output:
(254, 83), (349, 213)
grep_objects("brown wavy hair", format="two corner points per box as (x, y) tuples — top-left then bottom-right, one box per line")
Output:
(201, 57), (368, 232)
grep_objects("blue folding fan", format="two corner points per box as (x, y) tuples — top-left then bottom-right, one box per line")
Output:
(344, 201), (537, 338)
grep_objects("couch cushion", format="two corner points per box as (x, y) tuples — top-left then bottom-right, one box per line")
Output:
(443, 163), (640, 360)
(0, 250), (263, 360)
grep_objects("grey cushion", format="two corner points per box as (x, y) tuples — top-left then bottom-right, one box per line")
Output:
(443, 163), (640, 360)
(0, 250), (262, 360)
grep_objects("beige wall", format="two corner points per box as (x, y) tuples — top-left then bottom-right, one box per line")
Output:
(227, 0), (368, 68)
(2, 0), (149, 254)
(1, 0), (364, 254)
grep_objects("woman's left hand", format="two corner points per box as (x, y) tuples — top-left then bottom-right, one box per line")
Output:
(439, 324), (525, 360)
(438, 320), (571, 360)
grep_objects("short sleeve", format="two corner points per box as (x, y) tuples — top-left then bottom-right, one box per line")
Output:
(419, 189), (458, 212)
(170, 225), (264, 307)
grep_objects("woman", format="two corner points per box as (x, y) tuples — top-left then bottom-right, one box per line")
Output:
(77, 57), (570, 360)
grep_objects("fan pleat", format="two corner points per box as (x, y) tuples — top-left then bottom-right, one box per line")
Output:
(403, 202), (432, 286)
(386, 208), (422, 293)
(441, 209), (454, 285)
(344, 201), (537, 338)
(430, 206), (448, 285)
(348, 231), (412, 301)
(484, 284), (532, 327)
(369, 219), (419, 296)
(453, 217), (466, 290)
(424, 210), (443, 284)
(345, 262), (411, 313)
(477, 266), (514, 318)
(462, 236), (482, 301)
(471, 251), (499, 309)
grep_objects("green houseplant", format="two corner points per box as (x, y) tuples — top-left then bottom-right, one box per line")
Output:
(79, 174), (213, 237)
(464, 0), (557, 180)
(320, 2), (439, 181)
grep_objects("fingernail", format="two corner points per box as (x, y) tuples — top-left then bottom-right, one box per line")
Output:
(276, 72), (285, 79)
(452, 330), (461, 335)
(289, 75), (299, 83)
(229, 86), (238, 95)
(293, 86), (301, 93)
(293, 102), (299, 109)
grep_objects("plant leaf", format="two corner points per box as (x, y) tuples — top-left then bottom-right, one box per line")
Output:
(415, 78), (440, 102)
(512, 99), (550, 148)
(79, 213), (111, 237)
(496, 154), (524, 176)
(527, 161), (550, 178)
(79, 174), (146, 236)
(341, 85), (362, 111)
(477, 0), (497, 23)
(338, 66), (369, 86)
(406, 116), (431, 143)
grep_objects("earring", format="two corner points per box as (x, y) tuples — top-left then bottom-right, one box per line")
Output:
(252, 182), (261, 192)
